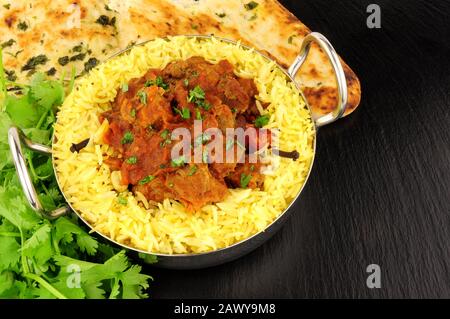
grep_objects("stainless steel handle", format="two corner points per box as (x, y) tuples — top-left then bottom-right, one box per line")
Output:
(8, 126), (70, 219)
(288, 32), (348, 127)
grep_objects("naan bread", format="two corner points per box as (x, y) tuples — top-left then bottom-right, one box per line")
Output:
(0, 0), (361, 116)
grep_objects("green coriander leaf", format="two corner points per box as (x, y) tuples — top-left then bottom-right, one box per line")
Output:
(0, 186), (41, 230)
(195, 99), (211, 111)
(22, 223), (54, 265)
(174, 107), (190, 119)
(76, 233), (98, 256)
(202, 149), (209, 163)
(138, 253), (158, 264)
(29, 77), (64, 110)
(125, 156), (137, 164)
(139, 175), (155, 185)
(121, 131), (133, 144)
(254, 114), (270, 128)
(194, 133), (211, 146)
(0, 236), (20, 270)
(53, 218), (98, 255)
(188, 85), (205, 102)
(195, 108), (203, 120)
(5, 94), (40, 128)
(155, 76), (168, 90)
(117, 196), (127, 205)
(119, 264), (152, 299)
(160, 129), (170, 140)
(187, 165), (198, 176)
(121, 83), (128, 92)
(171, 156), (187, 167)
(137, 90), (147, 105)
(240, 173), (252, 188)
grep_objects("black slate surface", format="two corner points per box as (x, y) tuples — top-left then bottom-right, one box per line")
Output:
(147, 0), (450, 298)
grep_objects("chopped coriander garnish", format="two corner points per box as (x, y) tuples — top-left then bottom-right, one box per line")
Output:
(159, 137), (172, 148)
(240, 173), (252, 188)
(17, 21), (28, 31)
(58, 56), (69, 66)
(191, 24), (198, 30)
(160, 129), (170, 140)
(195, 108), (203, 120)
(137, 90), (147, 104)
(216, 12), (227, 18)
(188, 85), (205, 102)
(174, 107), (190, 119)
(121, 131), (134, 144)
(168, 182), (174, 188)
(130, 108), (136, 118)
(250, 165), (255, 171)
(254, 114), (270, 128)
(231, 107), (237, 113)
(145, 76), (168, 90)
(183, 79), (189, 87)
(155, 76), (169, 90)
(171, 156), (187, 167)
(187, 165), (198, 176)
(117, 196), (128, 206)
(194, 133), (211, 146)
(126, 156), (137, 164)
(159, 164), (167, 169)
(195, 99), (212, 111)
(121, 83), (129, 92)
(139, 175), (155, 185)
(3, 4), (11, 9)
(202, 149), (209, 163)
(244, 1), (259, 10)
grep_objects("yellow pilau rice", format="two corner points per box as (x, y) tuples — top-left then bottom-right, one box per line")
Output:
(53, 36), (315, 254)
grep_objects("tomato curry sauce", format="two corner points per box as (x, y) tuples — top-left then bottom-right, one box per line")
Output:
(99, 57), (272, 211)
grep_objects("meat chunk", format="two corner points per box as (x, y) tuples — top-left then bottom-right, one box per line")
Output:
(166, 164), (228, 211)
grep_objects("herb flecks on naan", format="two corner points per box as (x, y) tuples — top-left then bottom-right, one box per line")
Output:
(0, 0), (119, 81)
(0, 0), (360, 116)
